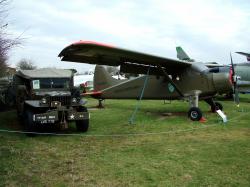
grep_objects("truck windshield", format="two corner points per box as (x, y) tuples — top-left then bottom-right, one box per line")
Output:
(32, 78), (70, 89)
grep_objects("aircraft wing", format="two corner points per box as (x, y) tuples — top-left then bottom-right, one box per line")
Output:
(236, 52), (250, 57)
(59, 41), (192, 75)
(236, 52), (250, 62)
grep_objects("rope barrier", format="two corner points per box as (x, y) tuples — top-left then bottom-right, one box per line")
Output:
(0, 109), (247, 137)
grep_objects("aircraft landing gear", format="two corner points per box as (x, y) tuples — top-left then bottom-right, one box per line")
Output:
(211, 102), (223, 112)
(188, 92), (203, 121)
(188, 107), (202, 121)
(205, 98), (227, 122)
(205, 98), (223, 113)
(97, 99), (104, 108)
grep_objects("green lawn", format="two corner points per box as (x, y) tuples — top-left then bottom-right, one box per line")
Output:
(0, 97), (249, 186)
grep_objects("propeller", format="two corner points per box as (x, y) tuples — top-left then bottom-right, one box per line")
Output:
(230, 53), (240, 106)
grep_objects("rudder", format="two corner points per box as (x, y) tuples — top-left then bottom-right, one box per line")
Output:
(176, 46), (194, 62)
(94, 65), (122, 91)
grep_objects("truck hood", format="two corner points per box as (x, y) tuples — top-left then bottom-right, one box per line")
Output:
(34, 91), (71, 97)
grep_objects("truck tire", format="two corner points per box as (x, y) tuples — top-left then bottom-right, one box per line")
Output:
(16, 88), (27, 120)
(5, 87), (15, 107)
(24, 109), (36, 136)
(75, 106), (89, 132)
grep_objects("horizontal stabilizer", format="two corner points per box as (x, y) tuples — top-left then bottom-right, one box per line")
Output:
(81, 91), (102, 98)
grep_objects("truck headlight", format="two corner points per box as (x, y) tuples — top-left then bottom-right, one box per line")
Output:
(72, 97), (77, 103)
(41, 98), (47, 104)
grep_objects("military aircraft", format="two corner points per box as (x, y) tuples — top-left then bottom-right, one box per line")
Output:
(59, 41), (236, 121)
(176, 47), (250, 97)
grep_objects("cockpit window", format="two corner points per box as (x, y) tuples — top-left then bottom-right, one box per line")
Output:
(32, 78), (70, 89)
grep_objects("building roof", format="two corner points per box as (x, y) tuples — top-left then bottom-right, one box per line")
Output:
(16, 68), (73, 79)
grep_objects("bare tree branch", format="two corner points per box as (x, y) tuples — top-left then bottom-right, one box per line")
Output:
(0, 0), (22, 77)
(16, 58), (36, 70)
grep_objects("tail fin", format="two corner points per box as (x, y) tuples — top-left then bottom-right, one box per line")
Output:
(236, 52), (250, 62)
(94, 65), (123, 91)
(176, 46), (194, 62)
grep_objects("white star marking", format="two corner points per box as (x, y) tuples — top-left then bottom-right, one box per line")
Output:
(70, 114), (75, 119)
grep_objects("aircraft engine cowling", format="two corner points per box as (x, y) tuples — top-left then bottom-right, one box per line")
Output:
(212, 72), (232, 94)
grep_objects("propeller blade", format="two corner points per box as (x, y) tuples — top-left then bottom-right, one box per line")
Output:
(230, 53), (240, 106)
(234, 84), (240, 106)
(230, 52), (235, 76)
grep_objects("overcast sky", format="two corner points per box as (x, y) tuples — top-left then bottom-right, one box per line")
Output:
(7, 0), (250, 72)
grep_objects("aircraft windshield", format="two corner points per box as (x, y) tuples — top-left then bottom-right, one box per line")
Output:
(32, 78), (70, 89)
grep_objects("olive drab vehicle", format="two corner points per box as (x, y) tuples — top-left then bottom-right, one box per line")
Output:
(13, 68), (89, 134)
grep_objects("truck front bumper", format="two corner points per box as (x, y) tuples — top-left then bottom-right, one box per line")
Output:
(33, 110), (89, 124)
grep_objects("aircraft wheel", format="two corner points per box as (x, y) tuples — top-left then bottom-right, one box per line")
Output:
(211, 102), (223, 113)
(75, 106), (89, 132)
(188, 107), (202, 121)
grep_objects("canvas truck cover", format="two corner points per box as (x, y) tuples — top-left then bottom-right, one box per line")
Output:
(16, 68), (73, 79)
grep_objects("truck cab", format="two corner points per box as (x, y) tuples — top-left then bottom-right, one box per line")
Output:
(13, 68), (89, 135)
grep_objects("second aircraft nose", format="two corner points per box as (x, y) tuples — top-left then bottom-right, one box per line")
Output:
(212, 72), (232, 94)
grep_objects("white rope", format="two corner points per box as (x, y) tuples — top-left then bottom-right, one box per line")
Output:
(0, 110), (247, 137)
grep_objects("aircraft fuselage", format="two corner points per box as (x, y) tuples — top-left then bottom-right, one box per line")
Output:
(97, 67), (232, 100)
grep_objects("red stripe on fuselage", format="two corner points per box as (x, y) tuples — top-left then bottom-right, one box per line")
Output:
(72, 40), (114, 48)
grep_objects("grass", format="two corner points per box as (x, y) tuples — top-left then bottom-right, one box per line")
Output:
(0, 96), (250, 186)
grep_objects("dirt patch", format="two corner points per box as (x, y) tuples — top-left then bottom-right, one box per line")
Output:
(144, 111), (187, 120)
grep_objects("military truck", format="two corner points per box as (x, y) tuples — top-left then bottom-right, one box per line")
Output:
(13, 68), (89, 134)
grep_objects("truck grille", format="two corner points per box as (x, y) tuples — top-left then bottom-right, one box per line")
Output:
(49, 96), (71, 106)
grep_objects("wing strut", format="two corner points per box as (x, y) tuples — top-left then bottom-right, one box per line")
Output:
(159, 67), (184, 97)
(128, 67), (151, 125)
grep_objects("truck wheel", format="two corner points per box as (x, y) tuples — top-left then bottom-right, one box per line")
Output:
(188, 107), (202, 121)
(211, 102), (223, 113)
(24, 110), (36, 136)
(75, 107), (89, 132)
(5, 95), (15, 107)
(5, 87), (16, 107)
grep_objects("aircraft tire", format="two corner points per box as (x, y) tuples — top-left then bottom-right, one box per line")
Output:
(75, 106), (89, 132)
(188, 107), (202, 121)
(211, 102), (223, 113)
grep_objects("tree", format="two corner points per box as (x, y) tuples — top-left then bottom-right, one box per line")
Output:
(16, 58), (36, 70)
(0, 0), (21, 77)
(0, 45), (7, 77)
